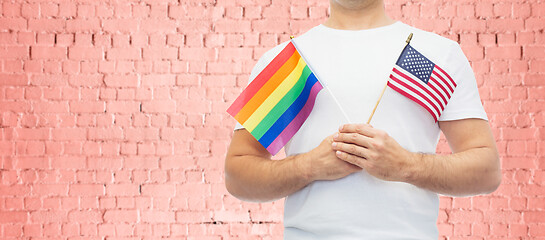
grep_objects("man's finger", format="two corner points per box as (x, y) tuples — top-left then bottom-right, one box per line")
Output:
(333, 132), (372, 149)
(339, 124), (377, 137)
(335, 150), (369, 169)
(332, 142), (370, 159)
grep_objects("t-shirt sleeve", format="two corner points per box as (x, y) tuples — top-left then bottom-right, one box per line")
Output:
(233, 42), (290, 131)
(438, 43), (488, 122)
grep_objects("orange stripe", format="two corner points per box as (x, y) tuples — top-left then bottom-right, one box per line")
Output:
(235, 52), (301, 124)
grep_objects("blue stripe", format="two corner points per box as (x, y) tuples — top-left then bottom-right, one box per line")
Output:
(258, 73), (319, 148)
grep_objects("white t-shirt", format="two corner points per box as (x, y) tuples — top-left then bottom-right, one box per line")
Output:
(235, 22), (487, 239)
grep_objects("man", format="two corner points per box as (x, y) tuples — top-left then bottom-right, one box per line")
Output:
(224, 0), (501, 239)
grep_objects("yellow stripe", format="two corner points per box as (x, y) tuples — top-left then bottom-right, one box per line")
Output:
(243, 57), (307, 132)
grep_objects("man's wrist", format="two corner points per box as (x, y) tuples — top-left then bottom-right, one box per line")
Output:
(403, 152), (425, 184)
(290, 151), (314, 184)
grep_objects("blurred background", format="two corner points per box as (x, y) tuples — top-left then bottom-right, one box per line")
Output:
(0, 0), (543, 239)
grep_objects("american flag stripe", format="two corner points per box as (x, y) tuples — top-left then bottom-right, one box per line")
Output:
(433, 69), (455, 93)
(430, 75), (452, 99)
(436, 65), (457, 88)
(389, 73), (442, 118)
(387, 81), (439, 122)
(427, 80), (448, 106)
(392, 67), (445, 110)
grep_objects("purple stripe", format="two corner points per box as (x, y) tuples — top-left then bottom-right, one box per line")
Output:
(266, 81), (323, 155)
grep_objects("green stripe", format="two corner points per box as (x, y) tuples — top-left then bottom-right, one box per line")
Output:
(251, 65), (312, 140)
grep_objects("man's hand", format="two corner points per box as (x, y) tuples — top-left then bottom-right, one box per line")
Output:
(330, 120), (501, 197)
(307, 134), (362, 181)
(331, 124), (417, 182)
(225, 130), (361, 202)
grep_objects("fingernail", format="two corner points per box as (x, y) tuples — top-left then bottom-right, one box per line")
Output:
(336, 151), (342, 156)
(333, 133), (338, 139)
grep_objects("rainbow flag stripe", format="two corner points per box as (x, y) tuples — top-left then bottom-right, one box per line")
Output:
(227, 42), (323, 155)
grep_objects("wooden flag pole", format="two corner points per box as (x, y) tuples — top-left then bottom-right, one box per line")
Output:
(366, 33), (413, 124)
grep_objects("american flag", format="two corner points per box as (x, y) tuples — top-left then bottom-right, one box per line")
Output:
(387, 44), (456, 122)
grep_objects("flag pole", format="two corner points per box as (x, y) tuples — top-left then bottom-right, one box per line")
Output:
(366, 33), (413, 124)
(290, 36), (352, 123)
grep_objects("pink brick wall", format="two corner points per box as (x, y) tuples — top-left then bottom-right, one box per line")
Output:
(0, 0), (543, 239)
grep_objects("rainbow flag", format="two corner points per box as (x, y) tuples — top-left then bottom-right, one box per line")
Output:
(227, 41), (323, 155)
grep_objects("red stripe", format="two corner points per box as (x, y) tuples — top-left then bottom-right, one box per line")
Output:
(427, 81), (448, 106)
(388, 81), (438, 122)
(435, 65), (456, 88)
(389, 74), (441, 117)
(432, 69), (454, 93)
(429, 75), (451, 99)
(227, 43), (296, 116)
(393, 68), (445, 110)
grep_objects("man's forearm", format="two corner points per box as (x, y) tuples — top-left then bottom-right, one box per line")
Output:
(225, 131), (362, 202)
(225, 153), (312, 202)
(406, 147), (501, 197)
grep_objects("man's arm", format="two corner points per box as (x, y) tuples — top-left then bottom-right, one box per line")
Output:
(331, 119), (501, 196)
(225, 129), (361, 202)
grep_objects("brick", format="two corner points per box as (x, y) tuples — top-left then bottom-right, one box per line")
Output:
(488, 19), (524, 32)
(28, 19), (65, 31)
(0, 73), (28, 85)
(69, 101), (105, 113)
(452, 19), (487, 32)
(105, 101), (139, 114)
(51, 128), (86, 140)
(67, 210), (102, 223)
(176, 211), (213, 224)
(105, 184), (140, 197)
(528, 224), (545, 236)
(142, 47), (178, 60)
(486, 46), (521, 60)
(524, 46), (545, 59)
(66, 19), (100, 31)
(104, 74), (139, 87)
(69, 184), (104, 196)
(214, 19), (252, 33)
(141, 19), (177, 33)
(31, 46), (66, 60)
(68, 47), (104, 60)
(0, 185), (31, 196)
(526, 17), (545, 30)
(141, 211), (175, 223)
(42, 3), (59, 17)
(15, 156), (48, 169)
(179, 47), (216, 61)
(77, 4), (95, 17)
(141, 74), (175, 87)
(3, 2), (21, 16)
(0, 46), (29, 60)
(449, 209), (483, 223)
(103, 210), (139, 222)
(107, 48), (142, 60)
(51, 156), (86, 169)
(141, 184), (176, 197)
(524, 211), (545, 223)
(87, 127), (123, 140)
(0, 18), (27, 30)
(103, 19), (139, 33)
(141, 100), (176, 113)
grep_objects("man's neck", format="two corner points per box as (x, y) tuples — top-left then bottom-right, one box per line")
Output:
(323, 0), (395, 30)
